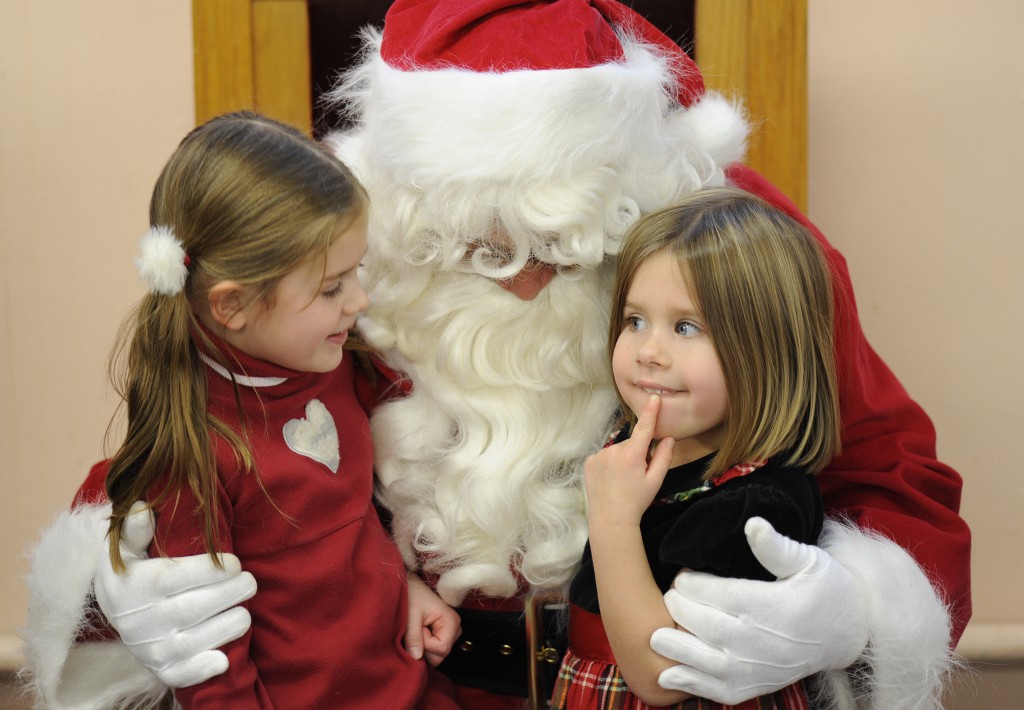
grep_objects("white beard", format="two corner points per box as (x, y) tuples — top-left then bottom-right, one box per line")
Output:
(336, 47), (739, 604)
(361, 263), (619, 605)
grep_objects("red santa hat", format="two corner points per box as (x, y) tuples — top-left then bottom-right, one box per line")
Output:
(343, 0), (747, 208)
(381, 0), (706, 106)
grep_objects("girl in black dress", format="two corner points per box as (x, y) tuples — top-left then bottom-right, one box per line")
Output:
(552, 186), (842, 709)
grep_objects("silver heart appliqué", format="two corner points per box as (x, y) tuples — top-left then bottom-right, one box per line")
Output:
(283, 399), (340, 473)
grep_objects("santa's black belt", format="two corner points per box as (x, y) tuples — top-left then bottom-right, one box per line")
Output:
(437, 595), (568, 705)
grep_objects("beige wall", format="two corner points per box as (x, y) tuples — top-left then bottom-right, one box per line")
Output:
(0, 1), (194, 666)
(1, 0), (1021, 669)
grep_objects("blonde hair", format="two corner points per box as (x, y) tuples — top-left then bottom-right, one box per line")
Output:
(610, 187), (841, 479)
(106, 112), (368, 571)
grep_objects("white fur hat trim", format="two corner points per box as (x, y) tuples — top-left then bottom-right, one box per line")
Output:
(341, 29), (748, 188)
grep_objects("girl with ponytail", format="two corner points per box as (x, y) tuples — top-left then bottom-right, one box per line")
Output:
(102, 112), (458, 708)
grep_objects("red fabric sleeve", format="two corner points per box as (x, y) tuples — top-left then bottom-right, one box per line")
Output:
(350, 351), (412, 414)
(73, 459), (111, 507)
(148, 468), (268, 708)
(726, 164), (972, 643)
(68, 460), (117, 642)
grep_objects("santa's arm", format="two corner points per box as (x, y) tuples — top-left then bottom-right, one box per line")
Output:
(731, 163), (970, 639)
(21, 502), (167, 709)
(20, 463), (256, 709)
(806, 191), (969, 706)
(654, 517), (958, 708)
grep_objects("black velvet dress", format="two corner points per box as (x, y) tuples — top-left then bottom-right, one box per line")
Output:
(553, 426), (823, 710)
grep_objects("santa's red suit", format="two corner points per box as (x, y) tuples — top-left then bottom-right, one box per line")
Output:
(22, 1), (969, 709)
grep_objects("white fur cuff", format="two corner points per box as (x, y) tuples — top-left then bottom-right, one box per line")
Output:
(814, 520), (959, 710)
(19, 504), (166, 709)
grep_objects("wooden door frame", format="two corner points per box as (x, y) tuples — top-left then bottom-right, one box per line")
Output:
(192, 0), (312, 134)
(696, 0), (808, 209)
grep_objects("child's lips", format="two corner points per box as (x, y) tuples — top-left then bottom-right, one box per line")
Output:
(636, 381), (682, 395)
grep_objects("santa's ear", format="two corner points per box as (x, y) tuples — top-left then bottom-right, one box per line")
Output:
(206, 281), (250, 331)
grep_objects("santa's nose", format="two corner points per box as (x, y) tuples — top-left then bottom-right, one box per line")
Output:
(496, 262), (557, 300)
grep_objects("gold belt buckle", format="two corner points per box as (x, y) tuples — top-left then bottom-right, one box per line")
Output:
(525, 591), (567, 710)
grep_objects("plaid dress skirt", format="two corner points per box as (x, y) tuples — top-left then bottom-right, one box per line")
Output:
(550, 605), (811, 710)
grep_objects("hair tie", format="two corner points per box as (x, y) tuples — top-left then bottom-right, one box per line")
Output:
(136, 226), (190, 295)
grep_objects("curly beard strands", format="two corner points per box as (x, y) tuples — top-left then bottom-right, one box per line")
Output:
(364, 264), (619, 605)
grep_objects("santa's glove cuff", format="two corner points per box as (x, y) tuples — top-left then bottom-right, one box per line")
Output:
(651, 517), (868, 704)
(94, 501), (258, 687)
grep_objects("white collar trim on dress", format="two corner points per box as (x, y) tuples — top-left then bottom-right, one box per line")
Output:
(199, 352), (288, 388)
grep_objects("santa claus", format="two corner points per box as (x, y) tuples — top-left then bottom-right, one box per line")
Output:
(22, 1), (969, 709)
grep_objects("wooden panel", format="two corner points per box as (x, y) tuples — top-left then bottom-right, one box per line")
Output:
(695, 0), (808, 210)
(192, 0), (254, 124)
(192, 0), (311, 134)
(252, 0), (312, 133)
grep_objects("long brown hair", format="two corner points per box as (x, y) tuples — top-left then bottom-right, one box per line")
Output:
(609, 187), (841, 479)
(106, 112), (368, 571)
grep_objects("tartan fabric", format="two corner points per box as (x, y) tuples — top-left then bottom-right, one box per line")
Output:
(550, 649), (810, 710)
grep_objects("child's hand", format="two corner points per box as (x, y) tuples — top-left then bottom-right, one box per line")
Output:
(584, 395), (675, 528)
(405, 571), (462, 666)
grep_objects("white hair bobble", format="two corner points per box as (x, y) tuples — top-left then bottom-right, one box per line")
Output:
(136, 226), (190, 295)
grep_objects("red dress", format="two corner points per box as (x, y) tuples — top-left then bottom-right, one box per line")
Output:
(78, 337), (459, 709)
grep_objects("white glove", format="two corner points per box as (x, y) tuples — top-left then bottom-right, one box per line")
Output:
(94, 501), (258, 688)
(650, 517), (869, 704)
